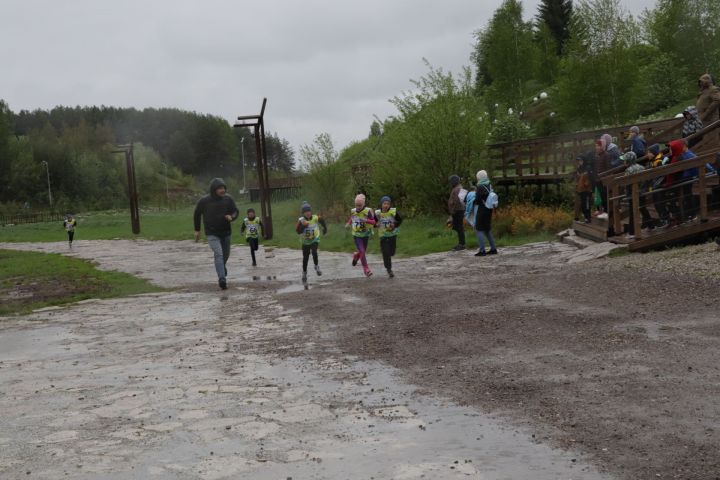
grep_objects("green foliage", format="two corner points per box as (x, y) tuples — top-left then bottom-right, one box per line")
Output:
(0, 249), (161, 316)
(555, 0), (641, 127)
(299, 133), (350, 218)
(375, 63), (490, 214)
(642, 0), (720, 83)
(473, 0), (538, 109)
(490, 110), (532, 143)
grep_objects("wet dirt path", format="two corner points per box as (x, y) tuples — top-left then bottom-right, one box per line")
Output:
(0, 240), (610, 479)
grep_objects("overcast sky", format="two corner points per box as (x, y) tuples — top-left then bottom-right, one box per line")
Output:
(1, 0), (656, 154)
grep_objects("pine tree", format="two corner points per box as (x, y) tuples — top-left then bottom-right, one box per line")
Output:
(537, 0), (573, 55)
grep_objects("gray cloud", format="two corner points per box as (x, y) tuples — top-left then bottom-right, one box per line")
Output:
(1, 0), (658, 153)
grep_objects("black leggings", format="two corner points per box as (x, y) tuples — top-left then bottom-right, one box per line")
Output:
(248, 237), (259, 264)
(67, 231), (75, 243)
(452, 211), (465, 246)
(380, 236), (397, 270)
(302, 243), (319, 271)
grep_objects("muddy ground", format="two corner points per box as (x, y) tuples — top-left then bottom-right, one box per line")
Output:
(1, 239), (719, 479)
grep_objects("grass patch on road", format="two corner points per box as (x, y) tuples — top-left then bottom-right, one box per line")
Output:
(0, 200), (566, 257)
(0, 249), (162, 316)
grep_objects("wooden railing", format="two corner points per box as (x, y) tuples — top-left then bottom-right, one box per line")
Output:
(604, 150), (720, 240)
(489, 118), (680, 185)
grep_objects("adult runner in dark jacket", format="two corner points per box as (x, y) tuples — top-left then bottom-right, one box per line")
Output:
(193, 178), (239, 290)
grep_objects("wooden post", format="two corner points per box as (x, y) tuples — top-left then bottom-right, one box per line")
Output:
(613, 185), (622, 236)
(698, 164), (707, 221)
(632, 182), (641, 239)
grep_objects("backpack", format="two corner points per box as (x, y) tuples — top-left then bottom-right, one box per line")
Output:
(458, 188), (468, 208)
(481, 185), (498, 209)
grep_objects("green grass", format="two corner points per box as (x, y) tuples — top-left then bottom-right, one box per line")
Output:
(0, 200), (559, 256)
(0, 249), (162, 316)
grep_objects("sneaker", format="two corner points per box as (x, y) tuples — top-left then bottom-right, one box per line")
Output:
(302, 271), (307, 282)
(252, 261), (257, 267)
(364, 267), (373, 277)
(452, 244), (466, 251)
(387, 269), (394, 278)
(352, 251), (360, 266)
(474, 250), (486, 257)
(219, 278), (227, 290)
(488, 249), (498, 255)
(314, 265), (322, 276)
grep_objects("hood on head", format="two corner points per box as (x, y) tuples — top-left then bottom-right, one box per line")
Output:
(449, 175), (460, 187)
(648, 144), (660, 155)
(209, 178), (226, 197)
(699, 74), (714, 89)
(683, 106), (699, 118)
(621, 151), (638, 164)
(601, 133), (613, 150)
(669, 140), (685, 158)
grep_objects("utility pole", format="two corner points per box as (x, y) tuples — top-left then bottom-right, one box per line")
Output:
(240, 137), (246, 193)
(40, 160), (53, 209)
(112, 143), (141, 234)
(233, 98), (273, 239)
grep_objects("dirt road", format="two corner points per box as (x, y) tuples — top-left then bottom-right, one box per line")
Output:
(1, 239), (719, 479)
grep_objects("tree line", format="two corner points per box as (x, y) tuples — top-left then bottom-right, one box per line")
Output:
(299, 0), (720, 217)
(0, 103), (295, 213)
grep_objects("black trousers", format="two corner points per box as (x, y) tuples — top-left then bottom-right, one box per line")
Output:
(380, 236), (397, 270)
(579, 192), (591, 221)
(248, 237), (259, 264)
(67, 231), (75, 243)
(302, 243), (318, 271)
(452, 211), (465, 246)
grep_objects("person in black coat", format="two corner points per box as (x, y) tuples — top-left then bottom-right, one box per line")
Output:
(473, 170), (498, 257)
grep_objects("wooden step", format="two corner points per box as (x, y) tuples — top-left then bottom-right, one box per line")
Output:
(573, 220), (608, 242)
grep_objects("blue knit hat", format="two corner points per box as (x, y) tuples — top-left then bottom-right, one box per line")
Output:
(380, 195), (391, 205)
(301, 202), (311, 213)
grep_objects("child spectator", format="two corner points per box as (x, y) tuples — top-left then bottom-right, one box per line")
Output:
(375, 196), (403, 278)
(682, 106), (704, 148)
(473, 170), (498, 257)
(346, 194), (376, 277)
(295, 202), (327, 282)
(447, 174), (466, 251)
(628, 126), (646, 157)
(575, 155), (593, 223)
(620, 152), (652, 237)
(240, 208), (263, 266)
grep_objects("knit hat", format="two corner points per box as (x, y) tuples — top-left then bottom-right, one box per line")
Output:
(630, 126), (640, 135)
(354, 193), (366, 205)
(648, 144), (660, 155)
(300, 202), (311, 213)
(620, 151), (637, 164)
(380, 195), (391, 205)
(449, 175), (460, 187)
(476, 170), (490, 185)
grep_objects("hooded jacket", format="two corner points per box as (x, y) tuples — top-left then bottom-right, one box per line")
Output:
(682, 106), (704, 138)
(193, 178), (239, 236)
(665, 140), (686, 187)
(696, 74), (720, 122)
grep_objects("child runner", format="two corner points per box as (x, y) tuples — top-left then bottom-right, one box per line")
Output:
(473, 170), (498, 257)
(295, 202), (327, 282)
(240, 208), (263, 266)
(346, 193), (376, 277)
(63, 214), (76, 248)
(375, 196), (403, 278)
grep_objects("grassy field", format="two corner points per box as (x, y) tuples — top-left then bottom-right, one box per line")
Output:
(0, 249), (162, 316)
(0, 200), (562, 256)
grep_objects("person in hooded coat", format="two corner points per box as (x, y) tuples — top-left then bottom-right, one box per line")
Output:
(696, 74), (720, 144)
(682, 106), (704, 148)
(193, 178), (240, 290)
